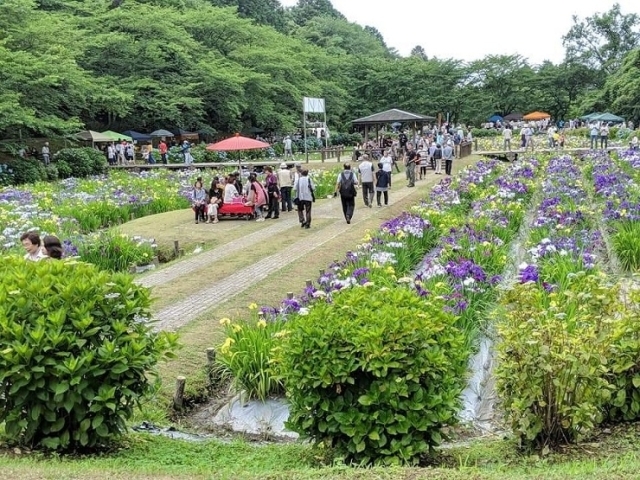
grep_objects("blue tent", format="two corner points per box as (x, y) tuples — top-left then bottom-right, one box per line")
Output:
(122, 130), (152, 141)
(487, 114), (504, 123)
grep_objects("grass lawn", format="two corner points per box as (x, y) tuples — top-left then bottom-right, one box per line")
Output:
(3, 424), (640, 479)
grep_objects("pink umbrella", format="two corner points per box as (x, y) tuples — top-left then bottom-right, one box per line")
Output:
(206, 133), (270, 151)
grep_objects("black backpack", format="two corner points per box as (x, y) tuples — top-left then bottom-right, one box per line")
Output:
(339, 171), (357, 197)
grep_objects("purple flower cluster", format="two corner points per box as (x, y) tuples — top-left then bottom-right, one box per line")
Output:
(590, 151), (640, 222)
(381, 213), (430, 238)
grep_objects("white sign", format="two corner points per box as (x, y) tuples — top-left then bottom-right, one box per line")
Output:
(303, 97), (325, 113)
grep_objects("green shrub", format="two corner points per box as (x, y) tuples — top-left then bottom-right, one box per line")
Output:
(55, 159), (73, 179)
(44, 164), (59, 181)
(471, 128), (500, 138)
(78, 230), (156, 272)
(606, 289), (640, 422)
(216, 312), (285, 401)
(495, 273), (621, 449)
(612, 221), (640, 272)
(53, 148), (106, 178)
(0, 257), (177, 451)
(9, 157), (47, 185)
(330, 132), (363, 146)
(277, 286), (468, 466)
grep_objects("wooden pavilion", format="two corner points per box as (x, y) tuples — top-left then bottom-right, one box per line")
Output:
(351, 108), (436, 144)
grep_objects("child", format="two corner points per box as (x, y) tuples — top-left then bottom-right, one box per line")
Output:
(207, 194), (221, 224)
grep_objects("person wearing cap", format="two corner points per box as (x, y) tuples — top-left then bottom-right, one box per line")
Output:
(277, 162), (294, 212)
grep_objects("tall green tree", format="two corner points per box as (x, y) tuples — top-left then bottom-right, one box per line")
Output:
(208, 0), (286, 31)
(563, 3), (640, 75)
(466, 55), (537, 117)
(599, 48), (640, 123)
(288, 0), (344, 26)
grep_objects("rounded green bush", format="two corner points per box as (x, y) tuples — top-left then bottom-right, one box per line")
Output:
(53, 148), (106, 178)
(277, 286), (468, 466)
(0, 257), (177, 451)
(9, 157), (47, 185)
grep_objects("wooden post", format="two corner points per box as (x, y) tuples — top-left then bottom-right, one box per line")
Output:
(474, 139), (478, 152)
(174, 240), (180, 257)
(337, 147), (341, 162)
(319, 269), (324, 276)
(130, 213), (135, 221)
(179, 248), (185, 257)
(286, 292), (294, 299)
(305, 279), (312, 288)
(206, 348), (216, 385)
(173, 376), (186, 410)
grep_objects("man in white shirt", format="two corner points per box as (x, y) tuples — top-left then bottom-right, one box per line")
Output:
(21, 231), (46, 261)
(277, 162), (294, 212)
(503, 127), (512, 151)
(358, 154), (375, 208)
(380, 150), (393, 173)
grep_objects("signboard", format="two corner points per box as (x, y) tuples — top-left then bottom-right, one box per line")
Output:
(303, 97), (325, 114)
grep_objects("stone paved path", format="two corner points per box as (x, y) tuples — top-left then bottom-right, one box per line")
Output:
(138, 196), (342, 288)
(151, 180), (423, 331)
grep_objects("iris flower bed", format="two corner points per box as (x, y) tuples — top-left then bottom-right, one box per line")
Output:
(516, 155), (604, 289)
(0, 170), (194, 267)
(412, 157), (541, 343)
(587, 150), (640, 271)
(495, 153), (640, 449)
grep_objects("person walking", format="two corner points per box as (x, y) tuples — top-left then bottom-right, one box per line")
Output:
(443, 142), (454, 176)
(433, 144), (443, 175)
(283, 135), (294, 159)
(375, 162), (391, 207)
(405, 151), (417, 187)
(294, 169), (314, 229)
(335, 163), (358, 224)
(277, 162), (294, 212)
(159, 139), (168, 164)
(358, 154), (375, 208)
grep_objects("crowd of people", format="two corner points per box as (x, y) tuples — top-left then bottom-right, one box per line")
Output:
(189, 162), (318, 227)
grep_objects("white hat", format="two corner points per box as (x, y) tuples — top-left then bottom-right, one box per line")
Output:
(280, 162), (287, 169)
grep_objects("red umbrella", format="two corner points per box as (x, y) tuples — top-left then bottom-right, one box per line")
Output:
(206, 133), (270, 151)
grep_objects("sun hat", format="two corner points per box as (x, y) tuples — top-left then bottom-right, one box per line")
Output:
(280, 162), (287, 169)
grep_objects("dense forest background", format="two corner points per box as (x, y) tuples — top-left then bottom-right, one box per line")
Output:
(1, 0), (639, 142)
